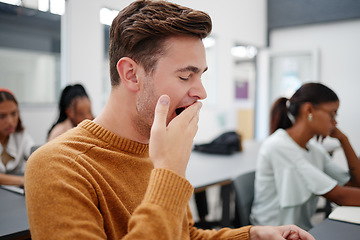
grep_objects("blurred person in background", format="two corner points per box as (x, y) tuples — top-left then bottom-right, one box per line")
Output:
(47, 84), (94, 141)
(251, 82), (360, 230)
(0, 88), (34, 186)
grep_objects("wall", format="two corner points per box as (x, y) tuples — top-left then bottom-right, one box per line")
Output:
(175, 0), (267, 143)
(256, 19), (360, 162)
(20, 106), (57, 144)
(20, 0), (267, 145)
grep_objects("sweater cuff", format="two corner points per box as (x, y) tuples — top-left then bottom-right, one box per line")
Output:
(143, 168), (194, 218)
(238, 225), (252, 239)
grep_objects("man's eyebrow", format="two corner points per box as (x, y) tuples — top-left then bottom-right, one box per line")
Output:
(175, 66), (208, 74)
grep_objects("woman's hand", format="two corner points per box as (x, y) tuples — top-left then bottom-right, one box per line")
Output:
(329, 127), (347, 143)
(316, 127), (346, 143)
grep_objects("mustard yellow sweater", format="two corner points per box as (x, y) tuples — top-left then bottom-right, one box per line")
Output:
(25, 120), (251, 239)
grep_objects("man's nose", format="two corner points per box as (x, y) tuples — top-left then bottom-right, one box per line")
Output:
(189, 80), (207, 100)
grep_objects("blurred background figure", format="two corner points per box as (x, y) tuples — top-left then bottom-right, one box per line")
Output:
(0, 88), (34, 186)
(47, 84), (94, 141)
(251, 82), (360, 230)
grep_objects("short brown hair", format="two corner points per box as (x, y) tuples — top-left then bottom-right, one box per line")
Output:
(109, 0), (212, 86)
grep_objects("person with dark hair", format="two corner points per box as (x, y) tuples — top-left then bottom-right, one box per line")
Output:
(0, 88), (34, 186)
(251, 82), (360, 230)
(47, 83), (94, 141)
(25, 1), (314, 239)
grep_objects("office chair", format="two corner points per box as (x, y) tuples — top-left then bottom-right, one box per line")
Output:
(30, 145), (41, 155)
(315, 197), (333, 218)
(233, 171), (255, 227)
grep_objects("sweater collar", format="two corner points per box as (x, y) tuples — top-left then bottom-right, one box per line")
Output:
(79, 120), (149, 156)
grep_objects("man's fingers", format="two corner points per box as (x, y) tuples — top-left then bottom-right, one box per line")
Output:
(279, 225), (315, 240)
(152, 95), (170, 130)
(176, 101), (202, 124)
(188, 105), (201, 130)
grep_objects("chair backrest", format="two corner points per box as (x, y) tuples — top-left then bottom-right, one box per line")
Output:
(233, 171), (255, 227)
(30, 145), (41, 155)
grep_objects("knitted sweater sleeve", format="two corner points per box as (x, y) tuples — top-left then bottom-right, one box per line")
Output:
(124, 169), (251, 240)
(123, 168), (194, 239)
(188, 211), (251, 239)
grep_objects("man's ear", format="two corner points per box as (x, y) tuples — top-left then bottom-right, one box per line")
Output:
(116, 57), (140, 92)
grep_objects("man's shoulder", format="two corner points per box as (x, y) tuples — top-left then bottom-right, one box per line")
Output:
(30, 129), (97, 164)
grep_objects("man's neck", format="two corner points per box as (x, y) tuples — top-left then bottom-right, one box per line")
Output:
(93, 89), (149, 144)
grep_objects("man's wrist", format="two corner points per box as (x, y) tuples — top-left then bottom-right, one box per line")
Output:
(249, 226), (259, 240)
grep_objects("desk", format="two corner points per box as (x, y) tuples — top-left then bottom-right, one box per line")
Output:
(309, 219), (360, 240)
(186, 141), (260, 227)
(0, 188), (30, 240)
(186, 141), (260, 188)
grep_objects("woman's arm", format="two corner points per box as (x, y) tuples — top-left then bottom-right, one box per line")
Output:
(0, 173), (24, 186)
(330, 127), (360, 187)
(323, 185), (360, 206)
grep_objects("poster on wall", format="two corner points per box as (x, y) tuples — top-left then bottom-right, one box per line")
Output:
(234, 61), (256, 107)
(235, 79), (249, 100)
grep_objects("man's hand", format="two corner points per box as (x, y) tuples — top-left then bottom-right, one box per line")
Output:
(149, 95), (202, 177)
(249, 225), (315, 240)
